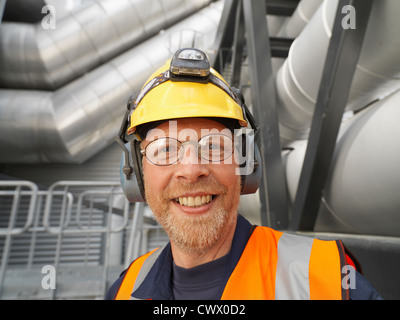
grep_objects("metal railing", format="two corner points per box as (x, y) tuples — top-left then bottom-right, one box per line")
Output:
(0, 180), (167, 299)
(0, 180), (38, 236)
(42, 181), (129, 234)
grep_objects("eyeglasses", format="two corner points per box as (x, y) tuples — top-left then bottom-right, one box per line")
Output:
(140, 134), (235, 166)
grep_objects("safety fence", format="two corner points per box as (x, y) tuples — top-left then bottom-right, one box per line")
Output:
(0, 180), (167, 299)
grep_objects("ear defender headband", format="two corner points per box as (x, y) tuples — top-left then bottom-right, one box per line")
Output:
(116, 48), (262, 202)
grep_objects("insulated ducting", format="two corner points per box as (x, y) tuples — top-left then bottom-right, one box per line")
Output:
(276, 0), (400, 144)
(281, 0), (400, 237)
(277, 0), (323, 38)
(285, 89), (400, 237)
(0, 0), (211, 90)
(320, 89), (400, 237)
(0, 1), (223, 164)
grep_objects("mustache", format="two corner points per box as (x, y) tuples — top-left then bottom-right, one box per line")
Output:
(163, 176), (228, 199)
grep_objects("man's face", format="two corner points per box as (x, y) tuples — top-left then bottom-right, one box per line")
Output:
(142, 118), (241, 256)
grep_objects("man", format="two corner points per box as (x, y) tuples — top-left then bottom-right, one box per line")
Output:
(107, 48), (382, 300)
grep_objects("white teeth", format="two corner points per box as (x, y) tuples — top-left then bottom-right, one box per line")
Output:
(177, 195), (213, 207)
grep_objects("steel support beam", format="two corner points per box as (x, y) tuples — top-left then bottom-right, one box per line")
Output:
(269, 37), (293, 58)
(265, 0), (299, 16)
(289, 0), (374, 231)
(209, 0), (238, 72)
(0, 0), (7, 23)
(242, 0), (289, 229)
(229, 0), (245, 88)
(210, 0), (291, 229)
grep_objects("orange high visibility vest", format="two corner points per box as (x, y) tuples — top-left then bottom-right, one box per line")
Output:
(115, 226), (349, 300)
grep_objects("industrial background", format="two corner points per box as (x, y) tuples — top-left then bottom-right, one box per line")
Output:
(0, 0), (399, 299)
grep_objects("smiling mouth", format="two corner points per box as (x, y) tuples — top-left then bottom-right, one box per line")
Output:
(173, 195), (216, 207)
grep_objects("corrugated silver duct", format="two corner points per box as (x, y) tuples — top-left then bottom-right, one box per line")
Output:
(0, 1), (223, 164)
(44, 0), (89, 18)
(276, 0), (400, 144)
(0, 0), (211, 90)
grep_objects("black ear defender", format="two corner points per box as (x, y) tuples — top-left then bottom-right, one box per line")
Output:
(230, 87), (262, 195)
(115, 95), (146, 202)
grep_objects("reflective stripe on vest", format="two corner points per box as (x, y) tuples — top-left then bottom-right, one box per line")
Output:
(275, 232), (314, 299)
(115, 226), (348, 300)
(115, 247), (162, 300)
(221, 227), (347, 300)
(275, 233), (346, 299)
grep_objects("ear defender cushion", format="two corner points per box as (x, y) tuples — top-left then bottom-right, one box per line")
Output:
(130, 140), (145, 200)
(237, 128), (261, 195)
(240, 142), (262, 195)
(119, 142), (145, 203)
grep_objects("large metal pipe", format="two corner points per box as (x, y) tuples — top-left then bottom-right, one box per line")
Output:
(320, 90), (400, 237)
(277, 0), (323, 39)
(276, 0), (400, 144)
(285, 89), (400, 237)
(0, 0), (211, 90)
(0, 1), (223, 164)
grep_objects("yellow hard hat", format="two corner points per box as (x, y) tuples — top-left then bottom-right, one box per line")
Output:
(127, 48), (248, 137)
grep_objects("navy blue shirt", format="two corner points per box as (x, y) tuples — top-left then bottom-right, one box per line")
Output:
(106, 215), (382, 300)
(172, 253), (230, 300)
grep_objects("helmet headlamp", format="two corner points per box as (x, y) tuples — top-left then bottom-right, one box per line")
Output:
(170, 48), (211, 82)
(117, 47), (257, 144)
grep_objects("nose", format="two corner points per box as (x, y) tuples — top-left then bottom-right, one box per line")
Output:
(179, 141), (200, 165)
(176, 142), (209, 182)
